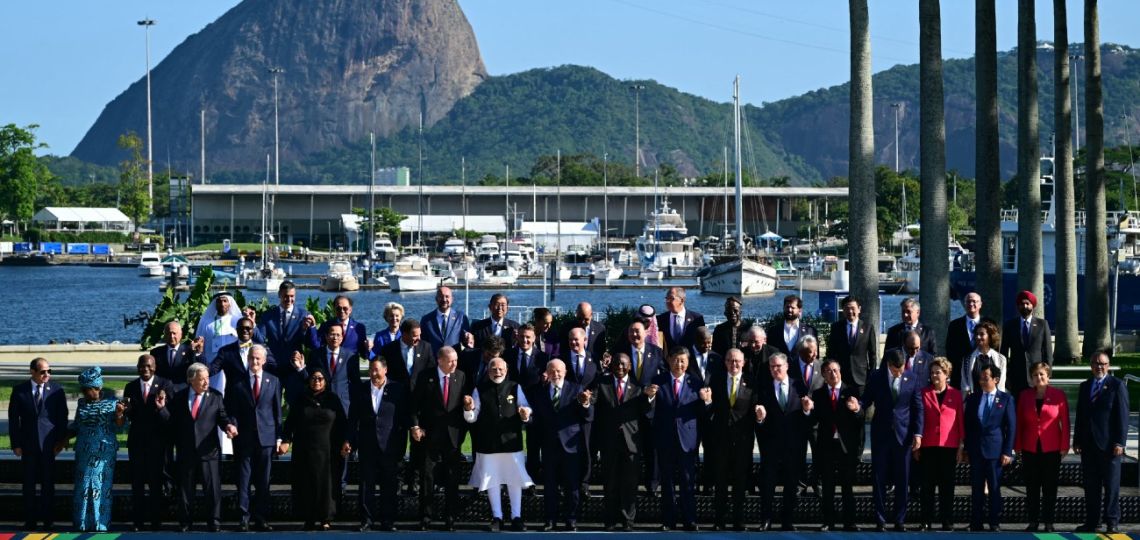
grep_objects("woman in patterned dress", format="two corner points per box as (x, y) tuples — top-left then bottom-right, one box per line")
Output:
(71, 366), (125, 531)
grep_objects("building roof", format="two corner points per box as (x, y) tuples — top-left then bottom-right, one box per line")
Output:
(192, 184), (848, 198)
(400, 215), (506, 234)
(519, 221), (598, 235)
(32, 207), (131, 223)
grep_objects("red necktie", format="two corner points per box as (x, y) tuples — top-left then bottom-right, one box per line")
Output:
(442, 375), (450, 406)
(804, 364), (811, 383)
(253, 375), (261, 401)
(329, 352), (337, 375)
(617, 380), (624, 402)
(142, 381), (149, 402)
(830, 387), (839, 435)
(191, 393), (202, 420)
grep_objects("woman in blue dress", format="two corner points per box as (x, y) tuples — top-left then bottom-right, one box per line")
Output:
(71, 366), (125, 531)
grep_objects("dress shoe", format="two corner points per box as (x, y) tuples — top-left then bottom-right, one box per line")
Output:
(180, 524), (192, 533)
(781, 523), (797, 532)
(511, 517), (526, 532)
(1075, 523), (1097, 533)
(968, 524), (985, 532)
(843, 524), (860, 532)
(490, 517), (502, 532)
(360, 522), (373, 532)
(622, 523), (635, 531)
(820, 524), (834, 532)
(379, 522), (397, 532)
(207, 524), (221, 533)
(22, 522), (36, 531)
(238, 521), (250, 532)
(940, 523), (953, 532)
(684, 523), (700, 532)
(1043, 523), (1055, 532)
(253, 522), (274, 532)
(320, 522), (332, 531)
(566, 521), (578, 532)
(542, 521), (556, 531)
(733, 524), (747, 532)
(418, 518), (431, 531)
(713, 524), (725, 531)
(1024, 523), (1039, 532)
(989, 525), (1001, 532)
(605, 524), (618, 531)
(915, 523), (929, 531)
(758, 520), (772, 531)
(132, 525), (143, 532)
(660, 524), (675, 531)
(894, 523), (907, 532)
(1107, 524), (1121, 534)
(444, 518), (456, 531)
(875, 523), (887, 532)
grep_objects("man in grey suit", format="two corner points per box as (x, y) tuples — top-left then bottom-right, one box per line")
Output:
(1000, 290), (1053, 399)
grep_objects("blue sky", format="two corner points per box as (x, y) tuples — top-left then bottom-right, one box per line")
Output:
(2, 0), (1138, 156)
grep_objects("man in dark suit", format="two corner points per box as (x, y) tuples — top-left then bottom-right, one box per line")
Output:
(8, 357), (68, 530)
(809, 358), (864, 531)
(617, 319), (665, 387)
(410, 346), (467, 530)
(1074, 351), (1130, 533)
(880, 330), (934, 385)
(755, 352), (811, 531)
(349, 357), (410, 532)
(210, 317), (275, 381)
(224, 345), (282, 531)
(688, 327), (722, 385)
(963, 364), (1015, 532)
(306, 294), (369, 356)
(707, 349), (762, 531)
(649, 348), (711, 531)
(419, 286), (471, 354)
(826, 295), (878, 396)
(256, 280), (312, 366)
(766, 294), (818, 356)
(151, 320), (204, 388)
(124, 354), (174, 531)
(743, 326), (780, 385)
(459, 335), (506, 394)
(562, 327), (600, 389)
(945, 292), (993, 387)
(712, 296), (751, 357)
(789, 335), (825, 393)
(470, 293), (520, 350)
(533, 307), (562, 359)
(560, 302), (607, 363)
(847, 353), (924, 531)
(510, 324), (550, 480)
(157, 362), (239, 532)
(658, 287), (706, 351)
(381, 319), (434, 392)
(531, 359), (594, 530)
(883, 297), (937, 354)
(594, 353), (651, 530)
(1000, 290), (1053, 398)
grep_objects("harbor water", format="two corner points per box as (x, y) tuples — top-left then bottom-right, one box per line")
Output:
(0, 265), (965, 346)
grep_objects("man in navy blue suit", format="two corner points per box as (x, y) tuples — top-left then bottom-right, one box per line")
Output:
(224, 345), (282, 532)
(420, 286), (471, 354)
(151, 320), (204, 388)
(755, 352), (811, 531)
(847, 352), (924, 532)
(8, 357), (69, 530)
(211, 317), (275, 381)
(649, 348), (711, 531)
(530, 359), (593, 530)
(1074, 351), (1130, 534)
(470, 293), (520, 350)
(827, 295), (878, 396)
(963, 364), (1015, 532)
(349, 357), (410, 532)
(658, 287), (706, 351)
(560, 302), (607, 363)
(307, 295), (369, 356)
(883, 297), (937, 354)
(616, 319), (664, 387)
(880, 330), (933, 385)
(257, 281), (311, 365)
(765, 294), (818, 356)
(124, 354), (174, 531)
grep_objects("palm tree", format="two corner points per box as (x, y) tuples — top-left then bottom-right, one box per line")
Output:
(1017, 0), (1043, 316)
(848, 0), (879, 337)
(919, 0), (949, 353)
(1083, 0), (1110, 356)
(1053, 0), (1079, 363)
(974, 0), (1003, 323)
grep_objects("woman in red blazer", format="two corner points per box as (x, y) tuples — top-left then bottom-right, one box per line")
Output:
(1015, 362), (1070, 532)
(916, 358), (964, 531)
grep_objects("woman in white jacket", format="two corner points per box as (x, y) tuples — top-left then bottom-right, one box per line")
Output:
(960, 319), (1007, 395)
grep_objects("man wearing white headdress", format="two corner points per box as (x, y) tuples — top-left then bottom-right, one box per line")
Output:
(463, 358), (534, 532)
(195, 293), (243, 455)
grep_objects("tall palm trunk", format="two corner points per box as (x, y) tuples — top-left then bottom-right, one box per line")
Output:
(1017, 0), (1043, 316)
(1053, 0), (1079, 363)
(849, 0), (879, 337)
(919, 0), (949, 353)
(974, 0), (1003, 323)
(1083, 0), (1110, 356)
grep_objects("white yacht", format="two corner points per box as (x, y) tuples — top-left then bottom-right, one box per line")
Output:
(319, 258), (360, 292)
(442, 236), (468, 257)
(479, 258), (520, 285)
(372, 233), (399, 263)
(138, 252), (164, 277)
(475, 235), (500, 260)
(634, 198), (700, 273)
(387, 255), (438, 292)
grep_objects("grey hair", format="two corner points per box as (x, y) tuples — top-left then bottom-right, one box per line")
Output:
(768, 352), (788, 366)
(900, 297), (920, 310)
(186, 362), (209, 381)
(250, 344), (267, 357)
(796, 334), (818, 354)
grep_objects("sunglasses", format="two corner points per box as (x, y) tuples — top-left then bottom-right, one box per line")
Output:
(36, 369), (52, 375)
(237, 326), (255, 331)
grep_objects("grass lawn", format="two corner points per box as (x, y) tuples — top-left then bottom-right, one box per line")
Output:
(187, 242), (267, 253)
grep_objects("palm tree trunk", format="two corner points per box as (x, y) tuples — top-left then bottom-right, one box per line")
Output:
(1053, 0), (1079, 363)
(1017, 0), (1043, 316)
(1083, 0), (1110, 357)
(974, 0), (1003, 324)
(848, 0), (879, 337)
(919, 0), (949, 354)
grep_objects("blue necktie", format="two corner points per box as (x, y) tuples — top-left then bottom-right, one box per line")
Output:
(982, 394), (993, 421)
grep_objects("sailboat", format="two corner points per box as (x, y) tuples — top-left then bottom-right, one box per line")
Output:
(388, 114), (452, 292)
(243, 155), (287, 292)
(593, 153), (623, 282)
(697, 76), (778, 295)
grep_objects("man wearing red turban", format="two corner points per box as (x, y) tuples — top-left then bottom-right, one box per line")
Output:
(1000, 290), (1053, 399)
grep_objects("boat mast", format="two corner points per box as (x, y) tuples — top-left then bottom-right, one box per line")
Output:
(369, 132), (376, 256)
(603, 152), (609, 262)
(733, 75), (745, 257)
(461, 157), (467, 241)
(417, 112), (424, 248)
(654, 169), (660, 260)
(723, 145), (729, 250)
(262, 154), (269, 271)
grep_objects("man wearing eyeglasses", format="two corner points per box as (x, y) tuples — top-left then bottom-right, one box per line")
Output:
(1074, 351), (1129, 534)
(8, 357), (68, 530)
(307, 295), (370, 358)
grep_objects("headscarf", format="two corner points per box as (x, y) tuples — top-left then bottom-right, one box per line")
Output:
(639, 304), (662, 348)
(78, 366), (103, 389)
(306, 366), (332, 397)
(195, 292), (243, 362)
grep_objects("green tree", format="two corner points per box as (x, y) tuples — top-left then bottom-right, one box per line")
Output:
(0, 124), (54, 233)
(117, 132), (151, 229)
(354, 206), (405, 243)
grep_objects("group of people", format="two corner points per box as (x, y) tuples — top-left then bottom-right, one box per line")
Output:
(7, 282), (1129, 533)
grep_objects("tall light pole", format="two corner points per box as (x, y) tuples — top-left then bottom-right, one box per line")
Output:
(630, 84), (645, 178)
(138, 18), (156, 216)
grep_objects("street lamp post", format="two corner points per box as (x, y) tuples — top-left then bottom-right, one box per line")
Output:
(137, 18), (156, 217)
(630, 84), (645, 178)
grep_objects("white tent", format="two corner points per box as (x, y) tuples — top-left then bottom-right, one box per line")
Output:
(519, 221), (598, 253)
(32, 207), (132, 231)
